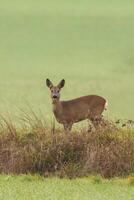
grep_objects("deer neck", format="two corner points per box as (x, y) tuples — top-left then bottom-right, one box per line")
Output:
(52, 99), (63, 123)
(52, 99), (63, 116)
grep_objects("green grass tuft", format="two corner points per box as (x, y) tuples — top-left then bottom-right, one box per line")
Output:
(128, 175), (134, 185)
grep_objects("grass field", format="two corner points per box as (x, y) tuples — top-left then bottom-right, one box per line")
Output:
(0, 1), (134, 199)
(0, 175), (134, 200)
(0, 0), (134, 123)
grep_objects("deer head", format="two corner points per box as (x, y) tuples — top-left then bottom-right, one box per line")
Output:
(46, 79), (65, 101)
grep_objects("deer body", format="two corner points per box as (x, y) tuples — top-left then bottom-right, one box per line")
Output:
(46, 79), (107, 132)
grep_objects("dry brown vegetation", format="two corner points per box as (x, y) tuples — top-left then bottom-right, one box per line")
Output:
(0, 113), (134, 178)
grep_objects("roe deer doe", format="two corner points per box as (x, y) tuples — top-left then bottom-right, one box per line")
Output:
(46, 79), (108, 132)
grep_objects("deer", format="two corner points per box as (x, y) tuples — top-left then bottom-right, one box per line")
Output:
(46, 79), (108, 132)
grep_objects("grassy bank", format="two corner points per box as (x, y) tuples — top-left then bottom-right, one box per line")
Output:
(0, 114), (134, 178)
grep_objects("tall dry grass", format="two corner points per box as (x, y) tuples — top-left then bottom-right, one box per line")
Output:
(0, 112), (134, 178)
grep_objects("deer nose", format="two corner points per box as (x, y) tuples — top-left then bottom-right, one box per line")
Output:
(53, 95), (57, 98)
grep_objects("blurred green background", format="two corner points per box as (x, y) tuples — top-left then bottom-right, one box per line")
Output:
(0, 0), (134, 123)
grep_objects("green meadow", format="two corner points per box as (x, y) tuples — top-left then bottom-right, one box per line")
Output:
(0, 0), (134, 123)
(0, 1), (134, 199)
(0, 175), (134, 200)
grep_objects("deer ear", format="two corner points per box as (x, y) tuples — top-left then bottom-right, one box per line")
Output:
(46, 79), (53, 88)
(58, 79), (65, 89)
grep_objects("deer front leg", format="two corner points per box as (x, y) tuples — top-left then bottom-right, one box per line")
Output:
(91, 115), (103, 131)
(63, 123), (73, 133)
(87, 120), (95, 132)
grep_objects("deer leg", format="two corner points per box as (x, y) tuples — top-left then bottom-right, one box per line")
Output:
(87, 119), (95, 132)
(91, 116), (102, 131)
(63, 123), (73, 133)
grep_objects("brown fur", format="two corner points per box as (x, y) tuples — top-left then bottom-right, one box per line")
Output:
(46, 79), (107, 132)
